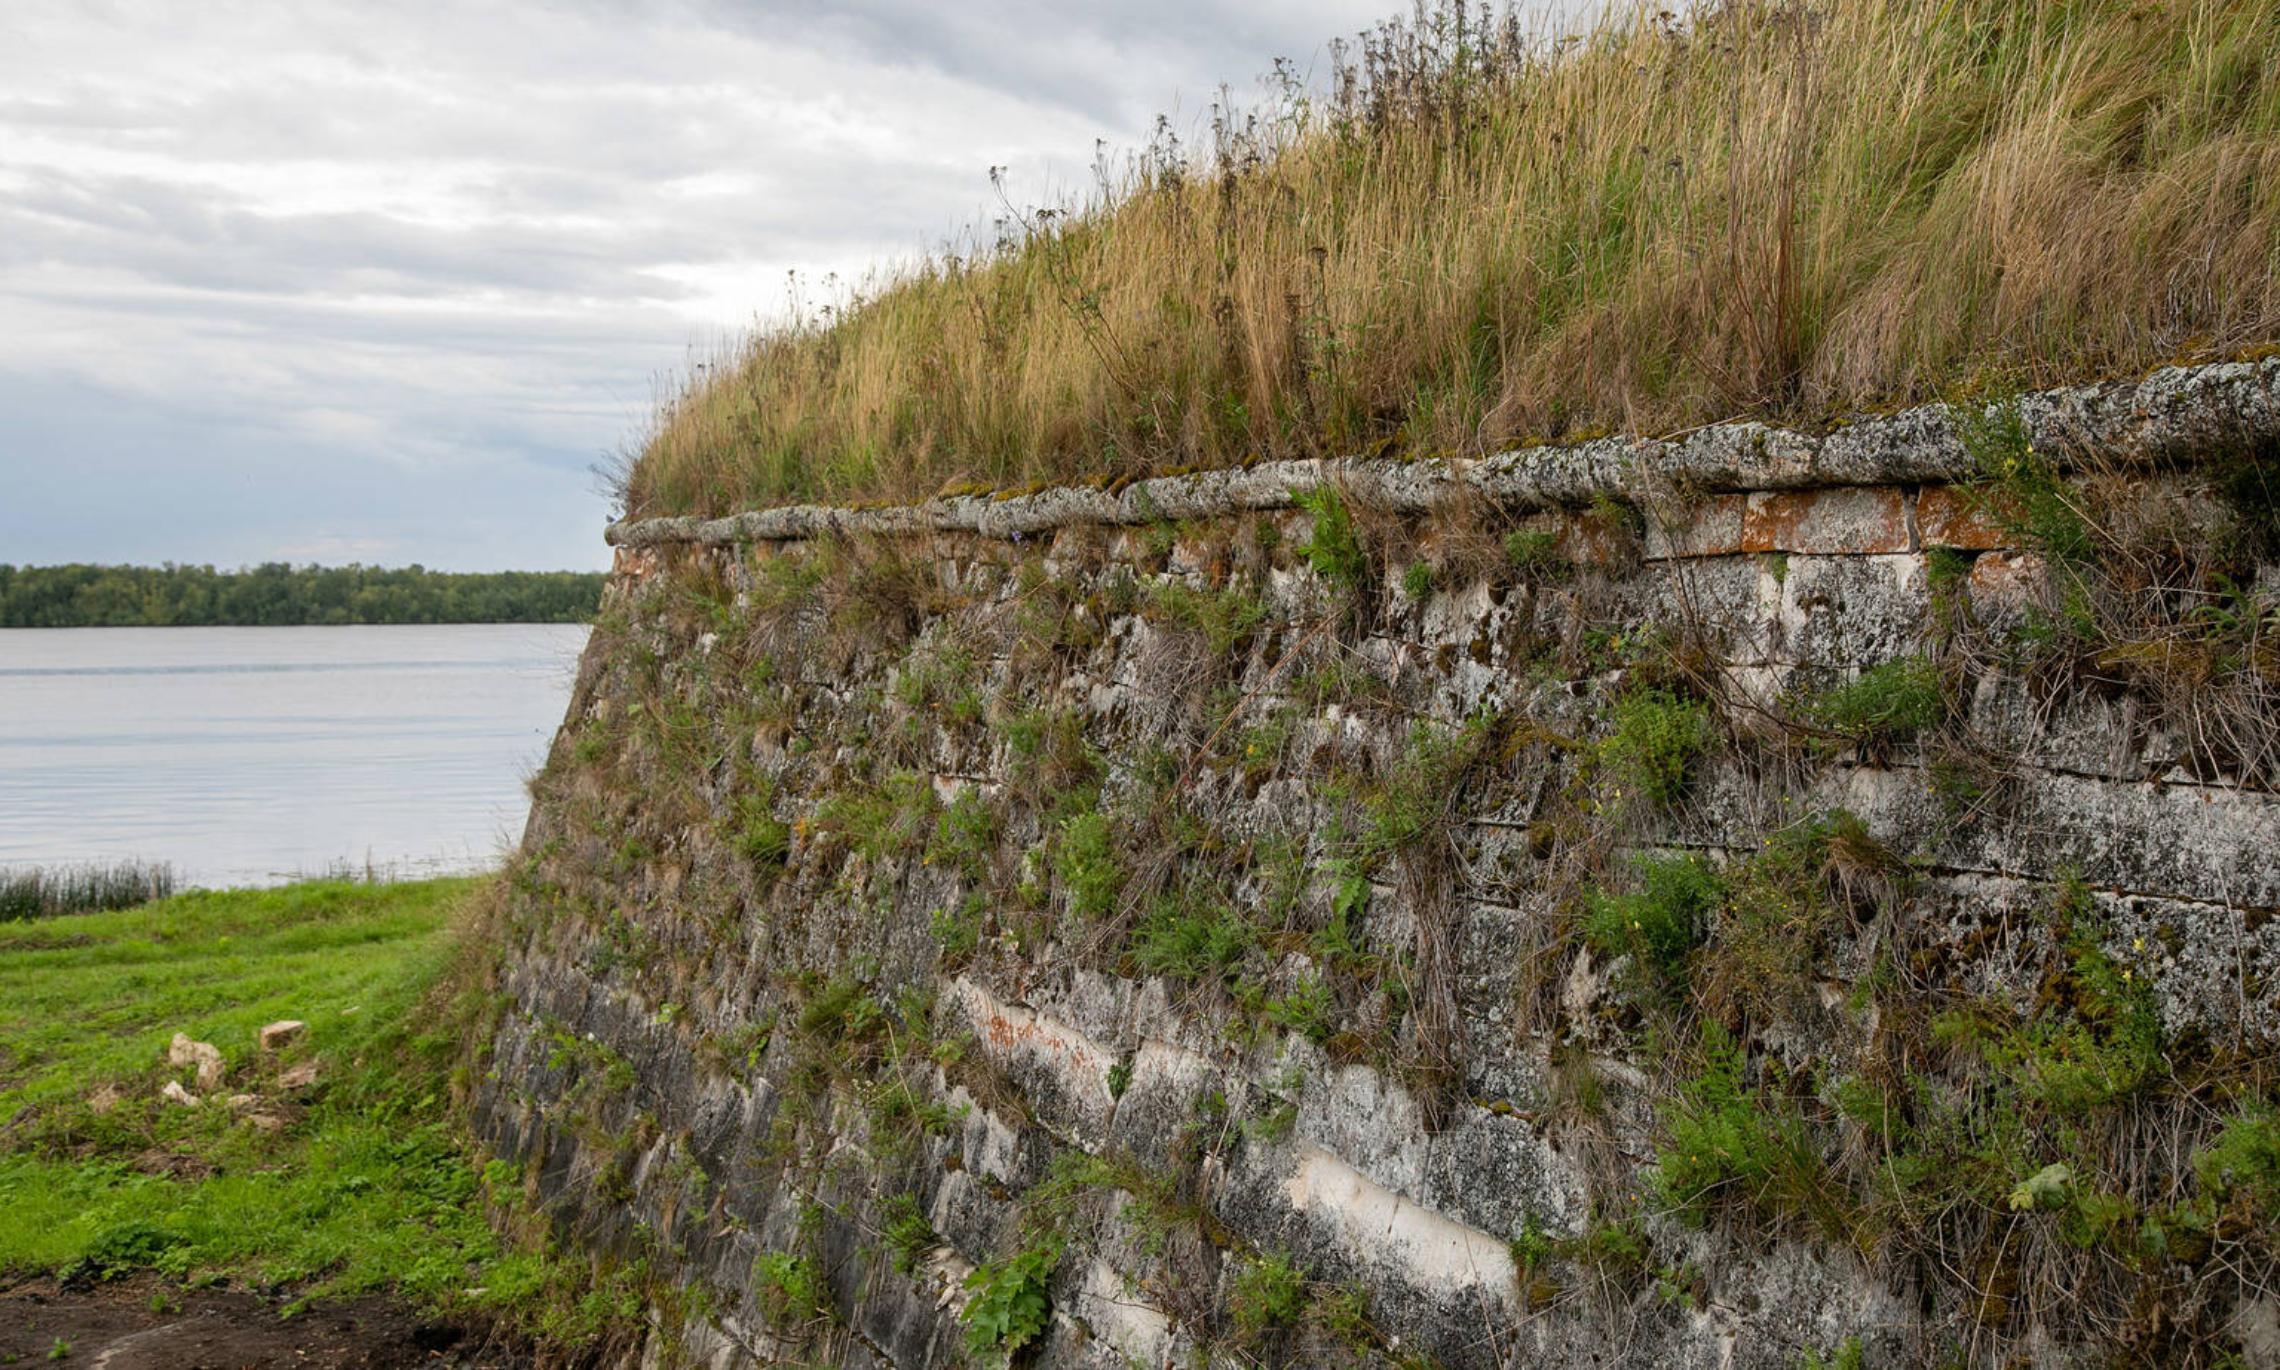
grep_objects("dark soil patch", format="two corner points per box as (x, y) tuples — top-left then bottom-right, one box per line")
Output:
(0, 1274), (524, 1368)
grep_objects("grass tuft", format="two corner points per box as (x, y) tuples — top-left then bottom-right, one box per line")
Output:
(0, 861), (176, 923)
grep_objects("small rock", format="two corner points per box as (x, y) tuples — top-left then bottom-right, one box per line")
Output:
(241, 1111), (288, 1133)
(87, 1084), (123, 1114)
(225, 1094), (258, 1111)
(278, 1060), (320, 1091)
(258, 1020), (307, 1052)
(160, 1080), (201, 1108)
(167, 1032), (226, 1090)
(1561, 947), (1605, 1021)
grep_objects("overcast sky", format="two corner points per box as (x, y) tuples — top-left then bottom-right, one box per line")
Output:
(0, 1), (1455, 572)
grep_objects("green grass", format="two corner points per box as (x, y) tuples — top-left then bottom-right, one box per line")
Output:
(0, 879), (639, 1345)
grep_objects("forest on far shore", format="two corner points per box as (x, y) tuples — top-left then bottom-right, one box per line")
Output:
(0, 562), (606, 627)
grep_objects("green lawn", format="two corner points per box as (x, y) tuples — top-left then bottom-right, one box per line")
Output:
(0, 879), (638, 1342)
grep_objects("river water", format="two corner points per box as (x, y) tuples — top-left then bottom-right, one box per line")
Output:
(0, 624), (588, 888)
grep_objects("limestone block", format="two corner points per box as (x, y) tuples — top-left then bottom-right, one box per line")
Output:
(1916, 484), (2013, 550)
(948, 977), (1117, 1145)
(1774, 554), (1929, 668)
(167, 1031), (226, 1090)
(1965, 550), (2048, 630)
(258, 1019), (306, 1052)
(1742, 487), (1912, 555)
(1416, 1110), (1590, 1241)
(1642, 493), (1747, 560)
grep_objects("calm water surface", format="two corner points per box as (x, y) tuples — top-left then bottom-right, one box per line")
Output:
(0, 624), (588, 887)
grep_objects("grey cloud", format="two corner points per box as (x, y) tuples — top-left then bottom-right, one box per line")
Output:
(0, 0), (1571, 573)
(723, 0), (1398, 127)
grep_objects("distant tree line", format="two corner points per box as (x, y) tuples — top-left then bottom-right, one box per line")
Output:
(0, 563), (607, 627)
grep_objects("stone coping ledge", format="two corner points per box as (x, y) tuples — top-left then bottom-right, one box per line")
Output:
(605, 360), (2280, 549)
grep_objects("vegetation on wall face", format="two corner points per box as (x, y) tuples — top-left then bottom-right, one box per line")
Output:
(508, 427), (2280, 1367)
(1953, 395), (2280, 786)
(626, 0), (2280, 519)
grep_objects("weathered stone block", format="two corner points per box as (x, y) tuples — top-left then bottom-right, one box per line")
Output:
(504, 394), (2280, 1368)
(257, 1019), (306, 1052)
(1916, 483), (2013, 549)
(1742, 487), (1911, 555)
(1642, 493), (1747, 559)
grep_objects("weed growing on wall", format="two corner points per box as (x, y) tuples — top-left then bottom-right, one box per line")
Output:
(1583, 854), (1722, 987)
(1655, 1022), (1837, 1237)
(754, 1251), (830, 1330)
(1149, 579), (1266, 656)
(1227, 1250), (1307, 1343)
(1294, 485), (1369, 595)
(960, 1244), (1056, 1360)
(1799, 658), (1947, 752)
(1053, 809), (1121, 922)
(1600, 689), (1710, 808)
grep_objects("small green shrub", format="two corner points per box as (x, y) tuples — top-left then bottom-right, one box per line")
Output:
(1150, 580), (1267, 655)
(723, 791), (790, 869)
(797, 977), (882, 1044)
(1508, 1215), (1556, 1274)
(1263, 974), (1336, 1044)
(570, 718), (617, 767)
(1400, 561), (1435, 600)
(881, 1194), (939, 1276)
(63, 1221), (184, 1284)
(961, 1244), (1056, 1359)
(1246, 1100), (1298, 1143)
(754, 1251), (830, 1328)
(2194, 1109), (2280, 1213)
(1503, 528), (1565, 575)
(1802, 658), (1946, 748)
(1054, 810), (1122, 920)
(815, 771), (937, 861)
(1565, 1218), (1652, 1288)
(1360, 714), (1494, 862)
(1953, 397), (2093, 566)
(929, 895), (986, 962)
(1294, 485), (1369, 592)
(929, 789), (999, 879)
(1002, 707), (1101, 815)
(1600, 689), (1710, 806)
(1801, 1337), (1865, 1370)
(1964, 882), (2166, 1117)
(1583, 853), (1723, 983)
(1656, 1023), (1835, 1235)
(1309, 1283), (1373, 1346)
(1128, 885), (1253, 981)
(1228, 1251), (1307, 1339)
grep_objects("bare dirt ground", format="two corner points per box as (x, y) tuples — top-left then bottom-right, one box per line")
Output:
(0, 1274), (528, 1369)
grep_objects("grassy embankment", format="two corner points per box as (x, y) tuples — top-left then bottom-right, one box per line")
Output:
(0, 880), (639, 1351)
(631, 0), (2280, 519)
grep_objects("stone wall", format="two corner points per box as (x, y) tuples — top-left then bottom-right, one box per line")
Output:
(478, 363), (2280, 1367)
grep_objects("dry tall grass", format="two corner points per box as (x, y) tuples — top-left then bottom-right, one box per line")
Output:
(629, 0), (2280, 518)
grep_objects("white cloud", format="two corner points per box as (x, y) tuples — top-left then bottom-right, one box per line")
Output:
(0, 0), (1447, 569)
